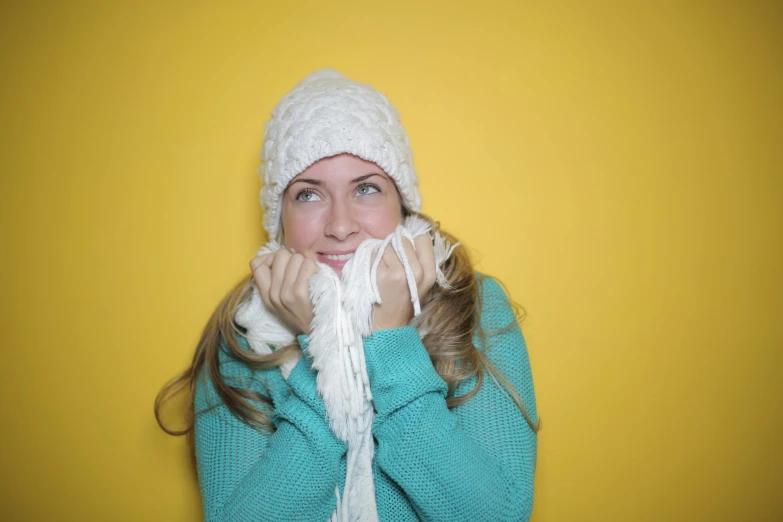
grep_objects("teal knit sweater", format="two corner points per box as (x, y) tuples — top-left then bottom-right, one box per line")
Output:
(194, 275), (538, 521)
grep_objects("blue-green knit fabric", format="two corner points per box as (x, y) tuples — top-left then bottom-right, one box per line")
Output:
(194, 275), (538, 521)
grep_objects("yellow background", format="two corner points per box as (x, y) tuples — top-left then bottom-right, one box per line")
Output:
(1, 1), (781, 521)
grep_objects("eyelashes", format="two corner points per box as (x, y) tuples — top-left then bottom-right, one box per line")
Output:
(294, 183), (382, 202)
(356, 183), (381, 196)
(294, 188), (318, 202)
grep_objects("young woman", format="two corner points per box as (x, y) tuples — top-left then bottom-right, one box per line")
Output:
(156, 69), (540, 521)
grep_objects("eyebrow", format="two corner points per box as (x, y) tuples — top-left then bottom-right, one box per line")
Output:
(289, 173), (384, 186)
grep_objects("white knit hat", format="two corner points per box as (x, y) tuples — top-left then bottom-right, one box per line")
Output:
(259, 69), (422, 238)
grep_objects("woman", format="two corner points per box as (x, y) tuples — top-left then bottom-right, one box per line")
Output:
(156, 69), (540, 521)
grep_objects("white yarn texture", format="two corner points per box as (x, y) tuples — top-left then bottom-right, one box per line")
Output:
(234, 215), (458, 522)
(259, 69), (422, 239)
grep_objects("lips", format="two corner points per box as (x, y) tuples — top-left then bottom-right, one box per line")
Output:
(316, 250), (356, 272)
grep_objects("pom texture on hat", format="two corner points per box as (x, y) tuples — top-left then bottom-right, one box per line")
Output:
(259, 69), (422, 238)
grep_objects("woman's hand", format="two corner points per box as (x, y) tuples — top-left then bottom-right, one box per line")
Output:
(372, 235), (437, 332)
(250, 249), (319, 335)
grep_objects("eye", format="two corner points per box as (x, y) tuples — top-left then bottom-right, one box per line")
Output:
(295, 189), (321, 202)
(356, 183), (380, 196)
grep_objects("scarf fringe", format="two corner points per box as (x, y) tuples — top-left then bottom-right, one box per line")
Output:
(234, 216), (455, 521)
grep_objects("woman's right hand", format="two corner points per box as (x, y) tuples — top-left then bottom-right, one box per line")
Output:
(250, 249), (319, 335)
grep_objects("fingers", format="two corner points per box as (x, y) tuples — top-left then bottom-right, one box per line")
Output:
(413, 234), (437, 290)
(401, 237), (423, 284)
(251, 235), (436, 317)
(280, 252), (305, 310)
(249, 254), (267, 278)
(294, 257), (318, 301)
(381, 240), (404, 279)
(250, 254), (273, 309)
(377, 237), (433, 287)
(251, 248), (318, 303)
(268, 249), (291, 309)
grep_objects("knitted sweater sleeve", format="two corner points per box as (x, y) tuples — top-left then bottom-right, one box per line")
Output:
(365, 275), (539, 521)
(193, 336), (347, 522)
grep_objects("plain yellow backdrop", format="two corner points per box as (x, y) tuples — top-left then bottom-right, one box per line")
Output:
(1, 1), (781, 521)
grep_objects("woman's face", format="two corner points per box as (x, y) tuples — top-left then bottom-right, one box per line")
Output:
(280, 153), (404, 274)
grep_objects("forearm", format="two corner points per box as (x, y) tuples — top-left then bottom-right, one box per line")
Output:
(365, 327), (534, 522)
(201, 405), (344, 521)
(374, 389), (532, 521)
(195, 355), (346, 522)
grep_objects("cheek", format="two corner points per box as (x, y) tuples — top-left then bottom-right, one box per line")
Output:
(282, 213), (322, 252)
(356, 203), (402, 238)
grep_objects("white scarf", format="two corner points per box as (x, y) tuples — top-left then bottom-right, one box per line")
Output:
(234, 215), (457, 521)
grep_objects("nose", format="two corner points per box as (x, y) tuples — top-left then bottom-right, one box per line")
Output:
(324, 200), (359, 241)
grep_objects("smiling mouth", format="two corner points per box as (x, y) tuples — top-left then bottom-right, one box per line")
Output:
(321, 252), (355, 261)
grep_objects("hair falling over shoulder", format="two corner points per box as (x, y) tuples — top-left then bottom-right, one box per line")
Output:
(154, 212), (541, 448)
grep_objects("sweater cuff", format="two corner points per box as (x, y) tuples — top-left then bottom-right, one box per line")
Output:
(273, 389), (347, 457)
(363, 326), (447, 416)
(285, 337), (325, 418)
(276, 338), (347, 456)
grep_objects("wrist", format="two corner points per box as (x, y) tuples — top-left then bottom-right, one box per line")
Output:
(371, 318), (410, 332)
(372, 321), (408, 332)
(372, 306), (413, 332)
(363, 326), (447, 416)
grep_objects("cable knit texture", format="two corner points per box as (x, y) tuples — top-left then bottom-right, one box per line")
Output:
(259, 69), (422, 238)
(194, 274), (538, 521)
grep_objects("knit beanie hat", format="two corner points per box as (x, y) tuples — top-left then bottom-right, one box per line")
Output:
(259, 69), (422, 239)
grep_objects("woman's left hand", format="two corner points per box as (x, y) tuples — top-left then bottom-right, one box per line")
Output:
(371, 235), (437, 332)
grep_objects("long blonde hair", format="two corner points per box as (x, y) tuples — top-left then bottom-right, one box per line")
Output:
(155, 212), (540, 445)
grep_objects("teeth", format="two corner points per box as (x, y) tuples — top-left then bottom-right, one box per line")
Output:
(324, 252), (354, 261)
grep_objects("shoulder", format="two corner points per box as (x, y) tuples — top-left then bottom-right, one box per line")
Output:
(470, 274), (535, 408)
(194, 331), (279, 410)
(474, 272), (510, 301)
(473, 272), (518, 333)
